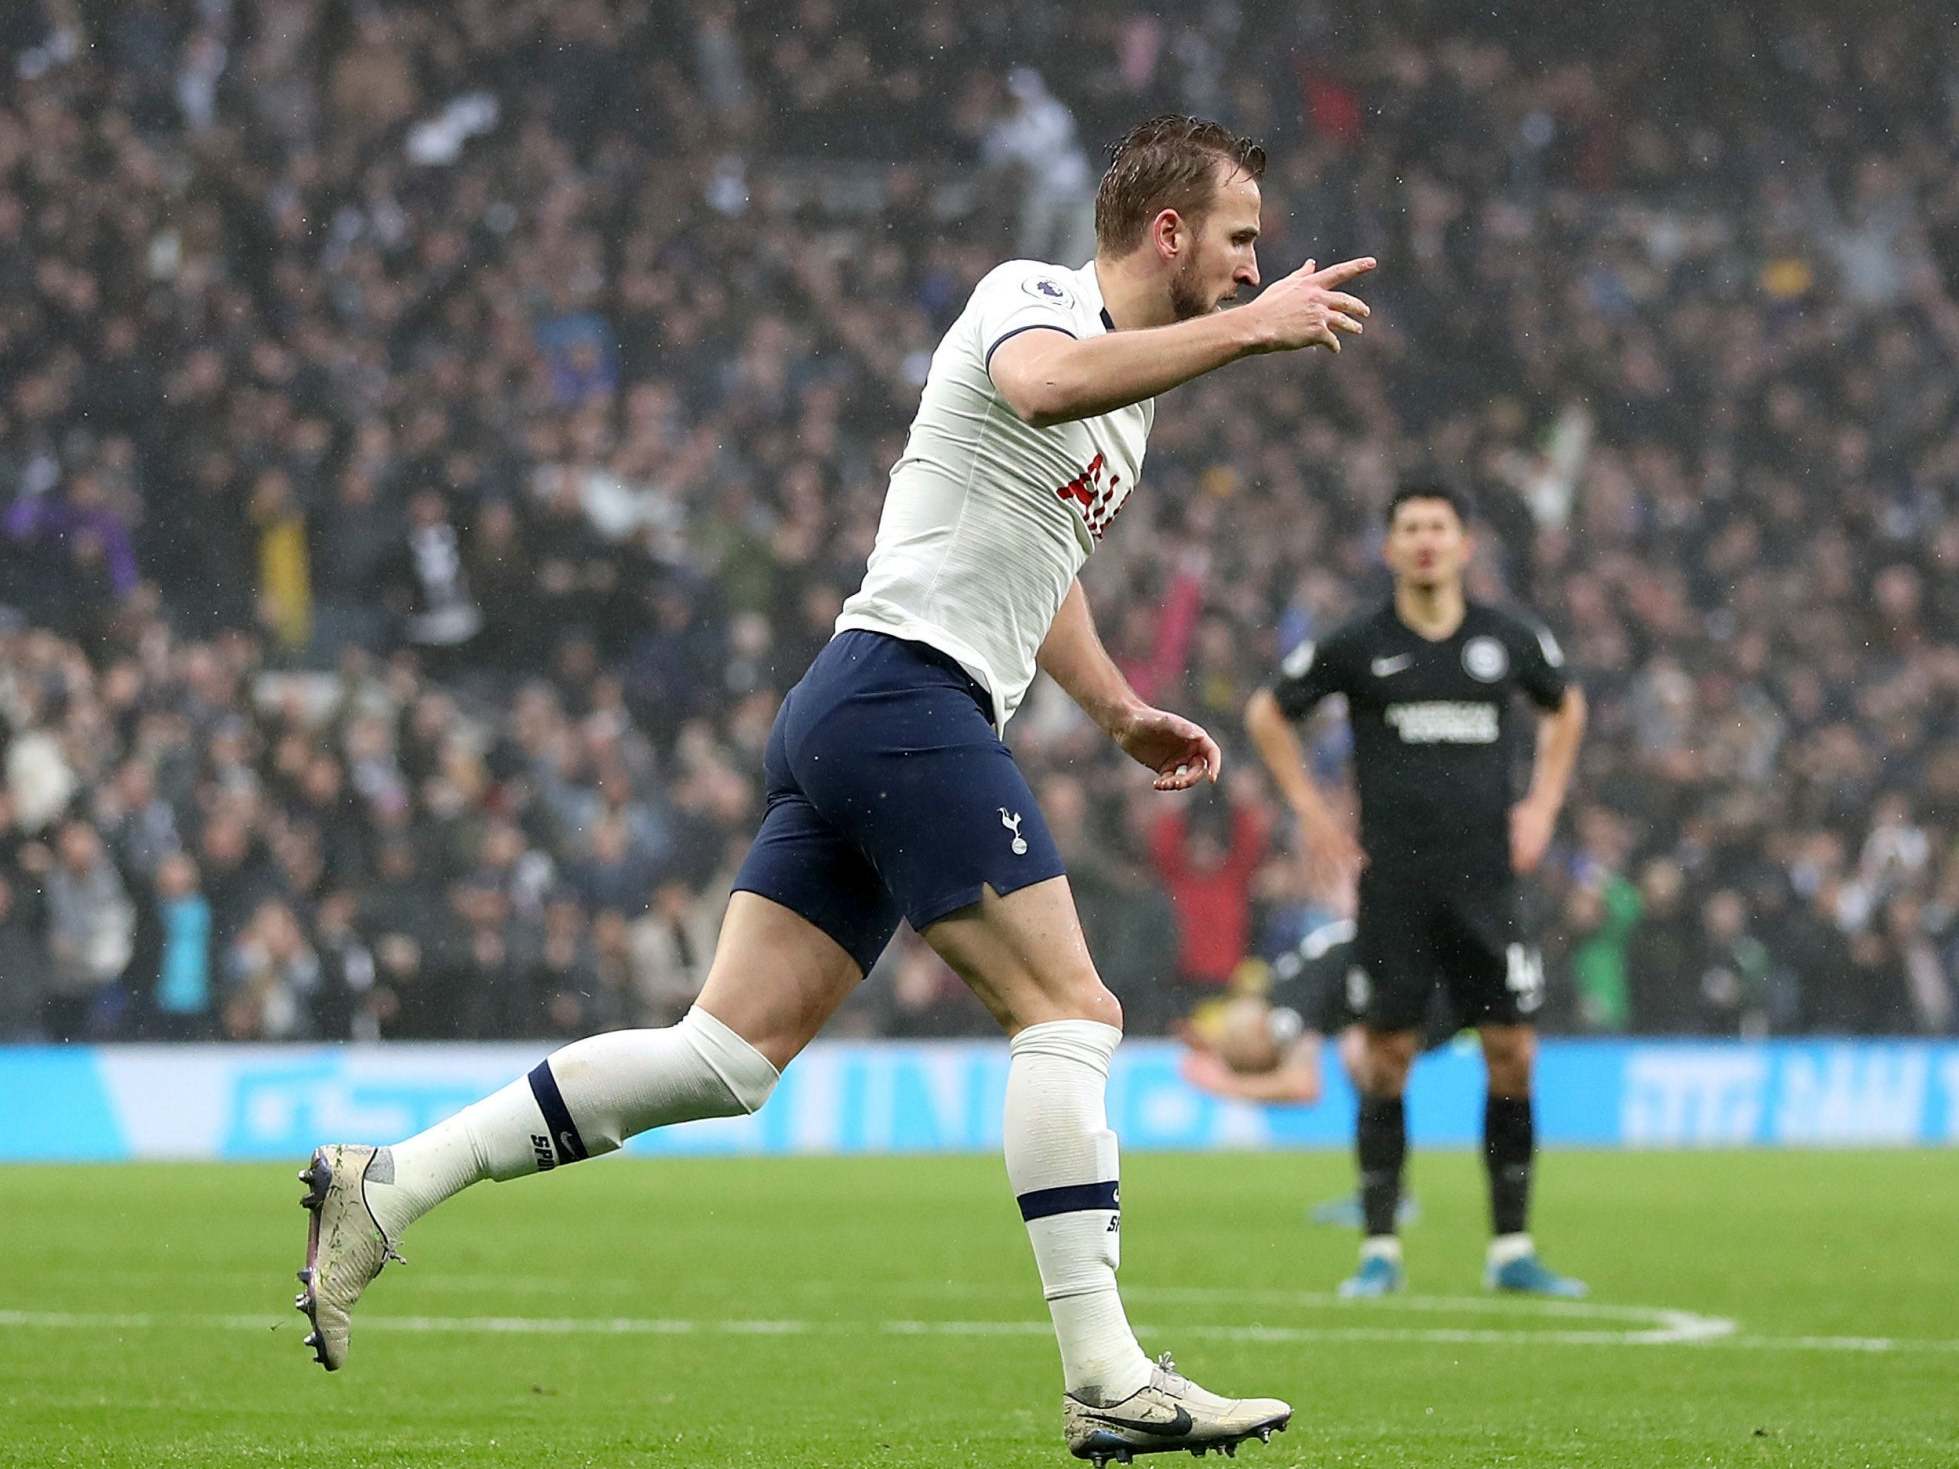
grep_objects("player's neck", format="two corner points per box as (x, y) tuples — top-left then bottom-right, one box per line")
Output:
(1094, 253), (1173, 330)
(1393, 580), (1466, 640)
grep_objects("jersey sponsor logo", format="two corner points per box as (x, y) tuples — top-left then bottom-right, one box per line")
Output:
(1053, 452), (1127, 541)
(1370, 653), (1413, 677)
(530, 1133), (556, 1171)
(1463, 636), (1509, 682)
(1385, 701), (1500, 744)
(1281, 641), (1315, 678)
(1022, 275), (1074, 306)
(1000, 808), (1029, 855)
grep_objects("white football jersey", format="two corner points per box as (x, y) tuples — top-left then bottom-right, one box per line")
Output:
(835, 258), (1152, 728)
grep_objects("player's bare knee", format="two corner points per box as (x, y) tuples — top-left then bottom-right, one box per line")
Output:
(1481, 1027), (1536, 1096)
(1022, 972), (1122, 1033)
(1359, 1029), (1416, 1097)
(1080, 982), (1123, 1034)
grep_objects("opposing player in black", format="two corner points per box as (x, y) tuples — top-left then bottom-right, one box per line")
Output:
(1178, 918), (1455, 1227)
(1244, 484), (1588, 1297)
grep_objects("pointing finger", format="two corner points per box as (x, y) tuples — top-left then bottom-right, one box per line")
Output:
(1309, 256), (1377, 287)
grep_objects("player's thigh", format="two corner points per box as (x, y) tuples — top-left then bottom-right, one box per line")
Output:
(714, 788), (902, 1070)
(921, 875), (1117, 1034)
(694, 891), (872, 1072)
(1352, 867), (1441, 1034)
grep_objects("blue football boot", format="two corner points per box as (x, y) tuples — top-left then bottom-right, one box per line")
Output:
(1485, 1244), (1587, 1298)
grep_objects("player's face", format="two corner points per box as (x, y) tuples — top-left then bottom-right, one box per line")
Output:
(1168, 166), (1262, 322)
(1385, 498), (1471, 590)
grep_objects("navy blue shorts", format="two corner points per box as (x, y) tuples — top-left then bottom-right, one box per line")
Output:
(732, 630), (1067, 975)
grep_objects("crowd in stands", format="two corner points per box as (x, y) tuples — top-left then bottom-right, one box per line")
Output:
(2, 1), (1956, 1043)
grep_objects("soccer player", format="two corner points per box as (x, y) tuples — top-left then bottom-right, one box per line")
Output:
(1243, 484), (1588, 1299)
(1178, 917), (1452, 1226)
(294, 115), (1374, 1466)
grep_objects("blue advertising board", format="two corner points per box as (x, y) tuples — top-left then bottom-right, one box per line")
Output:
(2, 1039), (1955, 1162)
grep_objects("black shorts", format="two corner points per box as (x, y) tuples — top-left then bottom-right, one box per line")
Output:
(1307, 969), (1464, 1052)
(1351, 867), (1544, 1032)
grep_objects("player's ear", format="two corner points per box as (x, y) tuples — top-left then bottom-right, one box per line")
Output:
(1151, 208), (1185, 262)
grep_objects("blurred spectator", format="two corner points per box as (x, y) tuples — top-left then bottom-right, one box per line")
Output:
(1691, 890), (1775, 1038)
(1625, 860), (1696, 1034)
(629, 878), (716, 1027)
(142, 852), (215, 1041)
(981, 68), (1097, 264)
(313, 889), (381, 1041)
(1554, 872), (1642, 1034)
(0, 2), (1955, 1043)
(43, 821), (136, 1040)
(222, 899), (322, 1040)
(0, 874), (50, 1039)
(1149, 779), (1270, 1010)
(385, 492), (485, 680)
(528, 890), (603, 1038)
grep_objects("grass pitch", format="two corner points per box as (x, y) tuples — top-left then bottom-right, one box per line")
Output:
(2, 1148), (1955, 1467)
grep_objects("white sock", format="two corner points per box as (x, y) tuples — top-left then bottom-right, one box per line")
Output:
(364, 1007), (779, 1240)
(1487, 1232), (1535, 1267)
(1005, 1019), (1153, 1405)
(1360, 1235), (1403, 1264)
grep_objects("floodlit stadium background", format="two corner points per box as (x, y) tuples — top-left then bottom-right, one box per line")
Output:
(2, 2), (1958, 1158)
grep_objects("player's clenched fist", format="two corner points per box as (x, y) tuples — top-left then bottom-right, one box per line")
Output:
(1244, 256), (1376, 354)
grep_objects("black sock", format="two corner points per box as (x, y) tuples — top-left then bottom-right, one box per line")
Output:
(1485, 1093), (1534, 1237)
(1356, 1095), (1407, 1238)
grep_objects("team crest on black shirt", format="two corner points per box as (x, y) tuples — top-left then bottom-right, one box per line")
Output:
(1462, 636), (1509, 682)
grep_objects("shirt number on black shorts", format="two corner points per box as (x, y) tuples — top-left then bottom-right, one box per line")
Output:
(1504, 943), (1545, 1015)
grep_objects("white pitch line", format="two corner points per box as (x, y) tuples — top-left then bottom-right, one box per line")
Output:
(1697, 1334), (1959, 1355)
(13, 1304), (1958, 1354)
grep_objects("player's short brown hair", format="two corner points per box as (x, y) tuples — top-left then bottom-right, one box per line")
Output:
(1094, 114), (1266, 254)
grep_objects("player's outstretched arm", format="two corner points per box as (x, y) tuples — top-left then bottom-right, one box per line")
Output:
(991, 257), (1375, 428)
(1038, 578), (1219, 791)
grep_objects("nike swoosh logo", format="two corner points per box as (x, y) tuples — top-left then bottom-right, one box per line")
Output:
(1082, 1406), (1195, 1438)
(1371, 655), (1413, 676)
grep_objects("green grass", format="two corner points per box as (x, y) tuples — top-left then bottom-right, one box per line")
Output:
(3, 1150), (1956, 1467)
